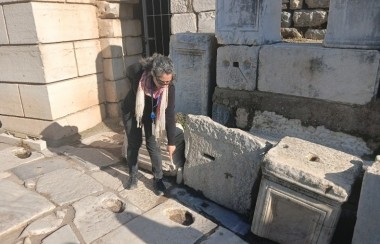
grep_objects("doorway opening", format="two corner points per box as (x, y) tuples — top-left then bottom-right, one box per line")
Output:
(139, 0), (171, 57)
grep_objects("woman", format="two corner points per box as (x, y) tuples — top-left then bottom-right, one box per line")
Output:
(122, 53), (176, 196)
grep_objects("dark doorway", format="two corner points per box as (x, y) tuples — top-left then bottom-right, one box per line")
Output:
(139, 0), (171, 57)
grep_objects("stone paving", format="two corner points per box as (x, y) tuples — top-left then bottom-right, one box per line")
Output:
(0, 129), (262, 244)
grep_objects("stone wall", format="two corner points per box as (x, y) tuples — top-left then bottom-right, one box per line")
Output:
(0, 0), (142, 144)
(170, 0), (330, 40)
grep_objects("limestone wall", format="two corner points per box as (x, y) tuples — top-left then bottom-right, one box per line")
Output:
(170, 0), (329, 40)
(0, 0), (142, 144)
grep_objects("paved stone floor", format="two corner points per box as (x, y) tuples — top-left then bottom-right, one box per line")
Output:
(0, 126), (273, 244)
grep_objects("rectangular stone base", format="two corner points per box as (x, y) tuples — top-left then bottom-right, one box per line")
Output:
(252, 178), (341, 244)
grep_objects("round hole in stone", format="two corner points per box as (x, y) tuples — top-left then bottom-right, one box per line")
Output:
(307, 153), (320, 162)
(103, 198), (125, 213)
(14, 148), (31, 159)
(167, 209), (194, 226)
(282, 144), (289, 149)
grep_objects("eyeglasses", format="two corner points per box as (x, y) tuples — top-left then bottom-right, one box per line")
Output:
(155, 77), (172, 86)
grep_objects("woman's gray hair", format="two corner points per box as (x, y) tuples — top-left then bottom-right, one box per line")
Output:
(140, 53), (175, 77)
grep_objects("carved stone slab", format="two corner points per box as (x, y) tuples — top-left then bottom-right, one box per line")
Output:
(215, 0), (281, 45)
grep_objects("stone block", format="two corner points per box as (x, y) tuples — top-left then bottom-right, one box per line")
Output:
(293, 10), (328, 27)
(281, 11), (292, 28)
(99, 19), (122, 38)
(305, 0), (330, 8)
(74, 40), (103, 76)
(305, 28), (326, 40)
(124, 54), (141, 73)
(217, 45), (259, 91)
(4, 2), (98, 44)
(323, 0), (380, 49)
(281, 27), (303, 38)
(258, 43), (380, 105)
(104, 78), (130, 103)
(198, 11), (215, 33)
(123, 36), (142, 56)
(170, 33), (217, 115)
(170, 0), (192, 13)
(211, 103), (233, 126)
(216, 0), (281, 45)
(171, 13), (197, 34)
(290, 0), (303, 9)
(352, 157), (380, 244)
(0, 83), (23, 116)
(96, 1), (133, 19)
(193, 0), (215, 12)
(122, 19), (141, 37)
(0, 133), (47, 151)
(103, 57), (126, 81)
(0, 105), (105, 141)
(183, 115), (269, 215)
(100, 37), (124, 58)
(19, 74), (104, 120)
(106, 102), (123, 118)
(252, 136), (363, 243)
(0, 6), (9, 44)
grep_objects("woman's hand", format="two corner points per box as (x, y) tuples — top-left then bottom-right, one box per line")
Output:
(167, 145), (176, 159)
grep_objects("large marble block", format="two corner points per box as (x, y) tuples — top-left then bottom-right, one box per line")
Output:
(217, 45), (260, 91)
(4, 2), (98, 44)
(352, 156), (380, 244)
(170, 33), (217, 115)
(19, 74), (104, 120)
(0, 6), (8, 44)
(258, 43), (380, 105)
(252, 136), (363, 244)
(74, 40), (103, 76)
(0, 83), (23, 116)
(184, 115), (269, 215)
(215, 0), (281, 45)
(323, 0), (380, 49)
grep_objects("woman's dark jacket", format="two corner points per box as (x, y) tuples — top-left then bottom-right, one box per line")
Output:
(122, 63), (176, 146)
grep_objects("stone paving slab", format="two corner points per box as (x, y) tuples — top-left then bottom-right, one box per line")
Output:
(201, 226), (248, 244)
(0, 179), (55, 237)
(41, 225), (80, 244)
(36, 168), (103, 206)
(11, 156), (71, 181)
(0, 145), (44, 172)
(91, 166), (129, 192)
(93, 199), (218, 244)
(73, 192), (141, 243)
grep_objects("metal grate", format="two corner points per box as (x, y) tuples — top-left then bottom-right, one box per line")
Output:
(141, 0), (171, 56)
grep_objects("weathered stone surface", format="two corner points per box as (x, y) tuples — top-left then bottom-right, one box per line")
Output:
(252, 177), (341, 244)
(290, 0), (303, 9)
(250, 111), (372, 157)
(4, 3), (98, 44)
(305, 0), (329, 8)
(0, 83), (23, 116)
(323, 0), (380, 49)
(0, 104), (105, 143)
(258, 43), (380, 105)
(20, 210), (67, 238)
(19, 74), (104, 120)
(0, 146), (44, 172)
(170, 33), (217, 115)
(104, 78), (130, 103)
(100, 37), (124, 58)
(123, 36), (143, 55)
(0, 180), (55, 237)
(262, 136), (363, 201)
(11, 156), (70, 181)
(216, 0), (281, 45)
(0, 133), (47, 151)
(216, 45), (259, 91)
(36, 168), (103, 206)
(0, 6), (8, 44)
(281, 27), (302, 38)
(198, 11), (215, 33)
(281, 11), (292, 28)
(171, 0), (192, 13)
(202, 226), (248, 243)
(74, 40), (103, 76)
(103, 57), (126, 81)
(305, 28), (326, 40)
(96, 2), (133, 19)
(352, 158), (380, 244)
(184, 115), (269, 215)
(92, 199), (217, 244)
(41, 225), (80, 244)
(171, 13), (197, 34)
(293, 10), (328, 27)
(91, 165), (128, 191)
(211, 103), (233, 126)
(73, 192), (141, 243)
(193, 0), (215, 12)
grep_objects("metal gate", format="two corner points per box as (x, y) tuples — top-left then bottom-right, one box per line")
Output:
(141, 0), (171, 56)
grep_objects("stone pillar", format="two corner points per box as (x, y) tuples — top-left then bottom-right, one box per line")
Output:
(252, 136), (363, 244)
(323, 0), (380, 49)
(170, 33), (217, 116)
(215, 0), (282, 45)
